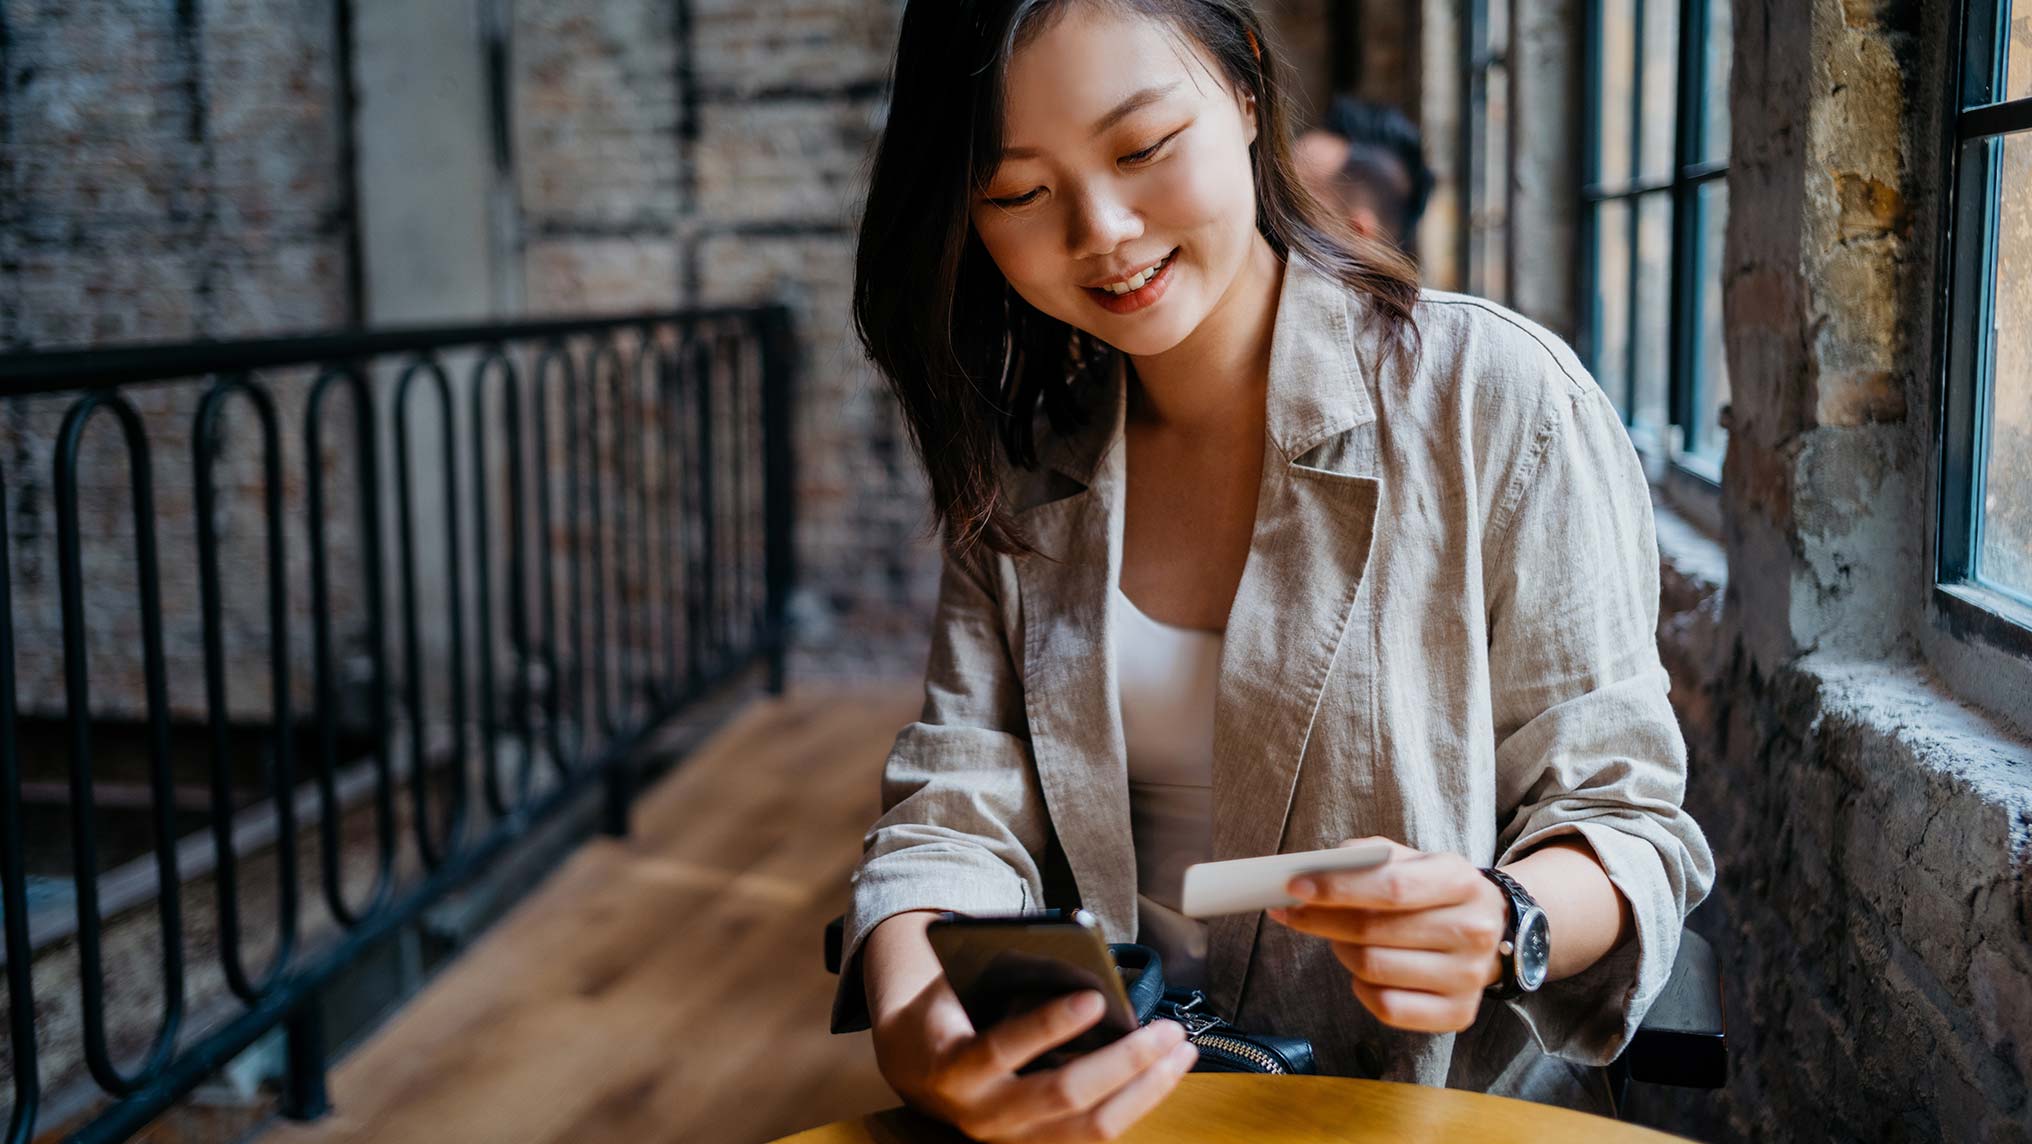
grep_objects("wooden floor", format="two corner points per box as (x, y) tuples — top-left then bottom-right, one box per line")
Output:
(254, 684), (919, 1144)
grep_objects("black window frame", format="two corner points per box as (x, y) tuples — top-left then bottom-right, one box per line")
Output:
(1578, 0), (1729, 486)
(1934, 0), (2032, 660)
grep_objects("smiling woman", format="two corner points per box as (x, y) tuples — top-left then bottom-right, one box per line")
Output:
(841, 1), (1711, 1140)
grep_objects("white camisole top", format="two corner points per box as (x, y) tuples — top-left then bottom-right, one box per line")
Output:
(1113, 579), (1219, 990)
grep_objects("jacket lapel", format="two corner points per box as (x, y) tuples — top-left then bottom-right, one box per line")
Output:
(1014, 363), (1138, 944)
(1012, 255), (1385, 1011)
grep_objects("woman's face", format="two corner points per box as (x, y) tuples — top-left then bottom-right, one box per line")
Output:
(970, 4), (1261, 358)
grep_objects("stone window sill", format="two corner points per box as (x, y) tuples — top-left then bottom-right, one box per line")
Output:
(1650, 498), (2032, 1027)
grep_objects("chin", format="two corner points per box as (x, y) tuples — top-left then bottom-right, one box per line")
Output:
(1098, 310), (1200, 359)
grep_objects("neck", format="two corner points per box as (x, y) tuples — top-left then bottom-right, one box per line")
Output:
(1124, 236), (1285, 435)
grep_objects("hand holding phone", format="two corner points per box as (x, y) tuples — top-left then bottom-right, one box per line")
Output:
(863, 909), (1197, 1141)
(926, 908), (1140, 1072)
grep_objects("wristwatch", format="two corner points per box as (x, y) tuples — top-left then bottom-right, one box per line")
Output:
(1480, 867), (1551, 999)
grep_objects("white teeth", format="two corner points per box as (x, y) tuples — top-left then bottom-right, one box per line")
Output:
(1102, 255), (1168, 296)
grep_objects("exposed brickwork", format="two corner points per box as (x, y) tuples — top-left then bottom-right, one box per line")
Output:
(3, 0), (352, 347)
(2, 0), (358, 722)
(0, 0), (937, 719)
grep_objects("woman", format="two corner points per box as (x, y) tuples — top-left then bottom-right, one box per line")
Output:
(832, 1), (1714, 1139)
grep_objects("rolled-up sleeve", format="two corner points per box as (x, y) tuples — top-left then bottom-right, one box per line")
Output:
(830, 541), (1051, 1033)
(1480, 380), (1715, 1064)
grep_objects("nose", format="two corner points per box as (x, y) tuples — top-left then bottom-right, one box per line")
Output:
(1066, 183), (1143, 261)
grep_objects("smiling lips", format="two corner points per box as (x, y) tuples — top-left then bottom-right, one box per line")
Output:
(1091, 250), (1172, 294)
(1084, 247), (1179, 314)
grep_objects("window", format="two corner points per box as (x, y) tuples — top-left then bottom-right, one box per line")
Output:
(1938, 0), (2032, 651)
(1580, 0), (1731, 482)
(1461, 0), (1512, 302)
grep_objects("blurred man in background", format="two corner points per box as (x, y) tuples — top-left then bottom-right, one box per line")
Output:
(1293, 95), (1434, 258)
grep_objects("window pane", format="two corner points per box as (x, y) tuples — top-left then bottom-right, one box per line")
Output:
(1633, 192), (1673, 435)
(1594, 198), (1633, 415)
(1978, 130), (2032, 600)
(1599, 0), (1636, 186)
(1701, 0), (1733, 163)
(1691, 182), (1731, 462)
(2010, 5), (2032, 102)
(1639, 0), (1681, 180)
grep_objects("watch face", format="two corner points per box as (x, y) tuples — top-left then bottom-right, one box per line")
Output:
(1517, 908), (1552, 990)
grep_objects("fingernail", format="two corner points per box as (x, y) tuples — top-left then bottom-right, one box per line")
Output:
(1288, 877), (1316, 898)
(1170, 1042), (1199, 1068)
(1266, 907), (1287, 922)
(1071, 991), (1103, 1018)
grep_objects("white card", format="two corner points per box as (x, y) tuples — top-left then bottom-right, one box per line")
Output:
(1178, 843), (1393, 918)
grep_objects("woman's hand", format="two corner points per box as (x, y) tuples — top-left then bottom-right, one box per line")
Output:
(1265, 837), (1510, 1034)
(870, 974), (1198, 1142)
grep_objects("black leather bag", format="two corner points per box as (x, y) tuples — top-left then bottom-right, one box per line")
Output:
(1107, 942), (1317, 1075)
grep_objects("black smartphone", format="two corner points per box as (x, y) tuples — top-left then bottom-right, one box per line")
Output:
(927, 908), (1141, 1073)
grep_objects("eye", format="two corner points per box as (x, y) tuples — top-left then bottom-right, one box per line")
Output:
(1122, 128), (1183, 166)
(987, 187), (1044, 209)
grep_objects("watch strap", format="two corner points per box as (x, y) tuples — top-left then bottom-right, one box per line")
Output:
(1479, 867), (1540, 999)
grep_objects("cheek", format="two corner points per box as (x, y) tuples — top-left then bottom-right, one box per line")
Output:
(971, 215), (1055, 291)
(1151, 140), (1256, 250)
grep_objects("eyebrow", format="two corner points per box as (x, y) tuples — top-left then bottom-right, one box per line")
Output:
(998, 81), (1182, 161)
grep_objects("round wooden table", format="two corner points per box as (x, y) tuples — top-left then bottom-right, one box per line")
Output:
(771, 1075), (1690, 1143)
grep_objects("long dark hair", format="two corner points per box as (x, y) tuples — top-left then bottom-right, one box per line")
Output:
(853, 0), (1420, 559)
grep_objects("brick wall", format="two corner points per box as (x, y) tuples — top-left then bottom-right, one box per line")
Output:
(2, 1), (359, 724)
(0, 0), (944, 726)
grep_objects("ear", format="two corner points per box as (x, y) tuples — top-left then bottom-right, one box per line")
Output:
(1240, 88), (1259, 146)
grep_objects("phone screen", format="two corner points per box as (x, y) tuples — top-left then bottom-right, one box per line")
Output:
(928, 911), (1141, 1073)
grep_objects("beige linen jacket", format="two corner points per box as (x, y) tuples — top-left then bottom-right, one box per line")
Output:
(832, 252), (1714, 1106)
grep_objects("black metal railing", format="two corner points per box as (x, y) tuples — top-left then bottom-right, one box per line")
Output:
(0, 304), (797, 1141)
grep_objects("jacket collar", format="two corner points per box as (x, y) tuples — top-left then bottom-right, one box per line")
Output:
(1013, 252), (1386, 1016)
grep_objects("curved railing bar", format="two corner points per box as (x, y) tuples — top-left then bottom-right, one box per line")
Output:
(631, 323), (667, 708)
(530, 340), (575, 778)
(560, 339), (593, 770)
(468, 346), (519, 821)
(491, 346), (540, 810)
(672, 325), (708, 693)
(692, 329), (722, 677)
(53, 391), (187, 1095)
(305, 364), (398, 927)
(585, 336), (624, 738)
(392, 355), (471, 870)
(3, 459), (38, 1144)
(193, 374), (302, 1001)
(722, 326), (754, 658)
(610, 330), (652, 720)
